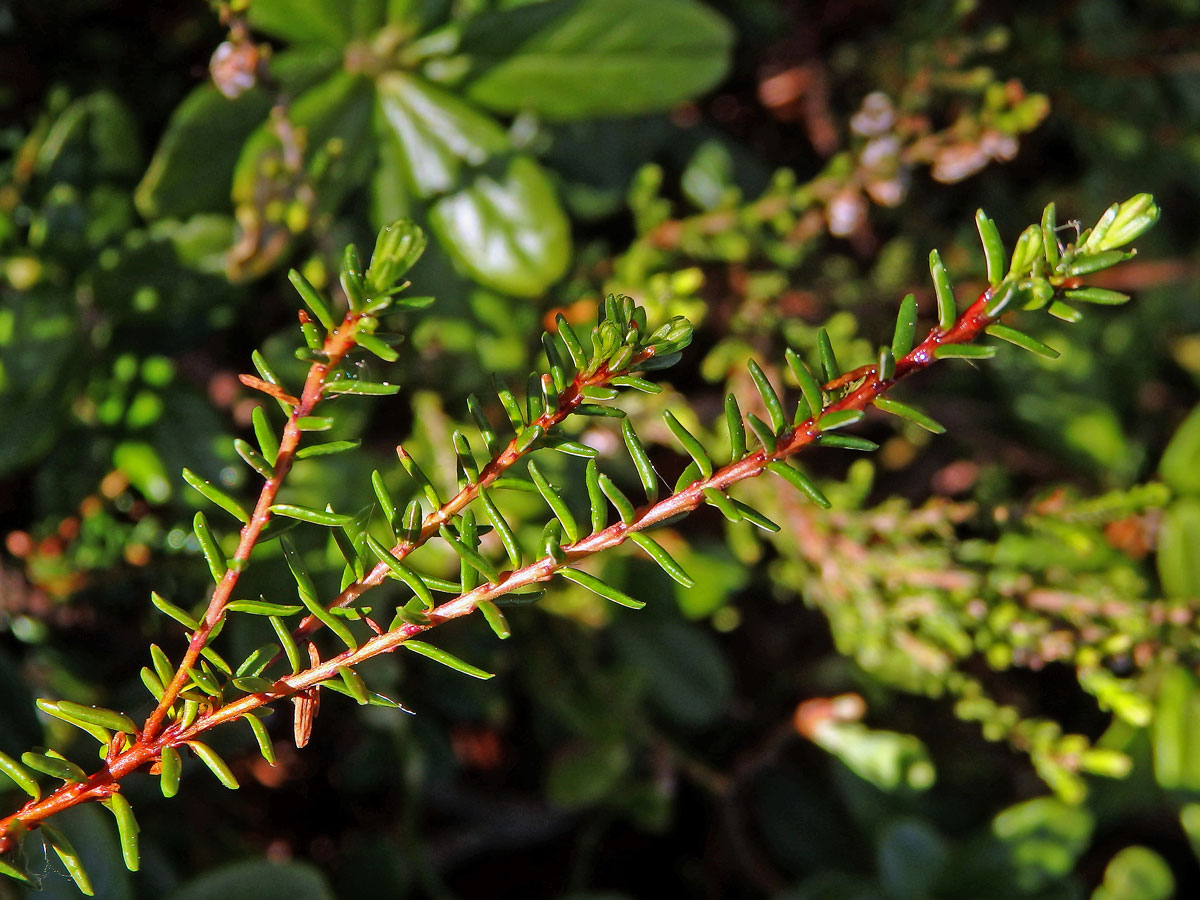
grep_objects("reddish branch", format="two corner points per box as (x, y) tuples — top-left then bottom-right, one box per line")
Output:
(0, 284), (1007, 850)
(142, 311), (367, 741)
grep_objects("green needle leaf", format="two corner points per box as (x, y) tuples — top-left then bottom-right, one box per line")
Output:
(235, 643), (280, 677)
(151, 591), (198, 630)
(892, 293), (919, 359)
(295, 439), (361, 459)
(140, 666), (163, 700)
(932, 344), (997, 360)
(663, 410), (712, 478)
(929, 249), (956, 329)
(542, 332), (567, 392)
(479, 489), (523, 569)
(270, 616), (302, 675)
(159, 745), (181, 798)
(366, 535), (434, 608)
(54, 700), (136, 735)
(355, 332), (400, 362)
(873, 396), (946, 433)
(43, 824), (94, 896)
(404, 640), (494, 679)
(610, 375), (661, 394)
(1041, 202), (1061, 268)
(598, 473), (636, 524)
(453, 430), (480, 483)
(269, 504), (355, 526)
(21, 752), (86, 783)
(439, 525), (502, 585)
(283, 535), (357, 649)
(182, 468), (248, 523)
(494, 380), (525, 432)
(102, 792), (140, 872)
(396, 446), (442, 507)
(585, 459), (607, 535)
(747, 359), (786, 432)
(730, 500), (780, 532)
(478, 599), (512, 639)
(555, 314), (588, 369)
(187, 741), (239, 789)
(0, 856), (33, 884)
(622, 418), (659, 502)
(746, 413), (777, 454)
(232, 676), (274, 695)
(766, 460), (831, 508)
(0, 750), (41, 799)
(628, 532), (694, 587)
(815, 434), (879, 451)
(245, 713), (275, 766)
(338, 667), (369, 705)
(528, 461), (580, 543)
(975, 211), (1005, 285)
(1066, 250), (1133, 277)
(560, 567), (645, 609)
(725, 394), (747, 460)
(817, 328), (841, 381)
(324, 379), (401, 396)
(193, 512), (227, 583)
(547, 437), (599, 458)
(234, 438), (274, 478)
(1047, 300), (1082, 323)
(251, 406), (280, 466)
(786, 348), (823, 421)
(37, 700), (110, 744)
(371, 470), (397, 536)
(226, 599), (303, 616)
(1062, 286), (1130, 305)
(703, 488), (742, 523)
(150, 644), (173, 688)
(468, 395), (501, 455)
(984, 324), (1060, 359)
(288, 269), (335, 331)
(877, 346), (895, 381)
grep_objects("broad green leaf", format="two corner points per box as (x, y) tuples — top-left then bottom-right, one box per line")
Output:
(459, 0), (733, 120)
(429, 155), (571, 296)
(1092, 846), (1173, 900)
(374, 71), (509, 199)
(135, 86), (272, 219)
(992, 796), (1094, 893)
(166, 859), (335, 900)
(231, 71), (373, 275)
(1152, 665), (1200, 792)
(136, 47), (336, 220)
(1159, 403), (1200, 496)
(232, 73), (373, 209)
(876, 818), (948, 900)
(247, 0), (360, 46)
(113, 441), (172, 505)
(615, 617), (731, 728)
(0, 289), (81, 479)
(1158, 499), (1200, 599)
(546, 740), (629, 809)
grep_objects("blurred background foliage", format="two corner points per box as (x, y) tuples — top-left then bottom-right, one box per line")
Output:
(1, 0), (1200, 897)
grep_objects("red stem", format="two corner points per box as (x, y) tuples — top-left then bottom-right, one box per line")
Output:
(0, 287), (1000, 848)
